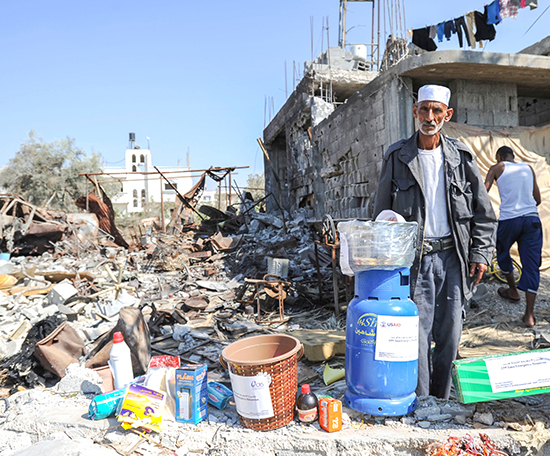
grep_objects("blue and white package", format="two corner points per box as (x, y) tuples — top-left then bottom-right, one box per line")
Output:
(207, 381), (233, 410)
(175, 364), (208, 424)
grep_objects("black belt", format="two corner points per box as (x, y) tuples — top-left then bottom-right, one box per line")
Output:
(422, 236), (454, 255)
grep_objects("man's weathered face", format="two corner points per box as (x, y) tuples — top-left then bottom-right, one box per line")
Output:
(413, 101), (453, 136)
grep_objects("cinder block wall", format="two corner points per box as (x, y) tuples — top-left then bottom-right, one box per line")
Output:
(518, 97), (550, 127)
(263, 77), (312, 216)
(312, 74), (414, 220)
(449, 80), (518, 129)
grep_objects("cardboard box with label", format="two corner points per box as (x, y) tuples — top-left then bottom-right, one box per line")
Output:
(452, 348), (550, 404)
(319, 397), (342, 432)
(175, 364), (208, 424)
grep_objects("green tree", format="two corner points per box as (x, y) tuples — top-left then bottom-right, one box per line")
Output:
(246, 173), (265, 202)
(0, 131), (104, 211)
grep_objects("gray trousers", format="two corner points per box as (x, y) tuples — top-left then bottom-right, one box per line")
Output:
(413, 248), (464, 399)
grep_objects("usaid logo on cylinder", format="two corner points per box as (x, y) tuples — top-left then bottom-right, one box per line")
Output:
(379, 321), (402, 328)
(251, 373), (271, 390)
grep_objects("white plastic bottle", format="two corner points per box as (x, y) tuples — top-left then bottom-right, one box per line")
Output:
(177, 388), (191, 420)
(109, 331), (134, 389)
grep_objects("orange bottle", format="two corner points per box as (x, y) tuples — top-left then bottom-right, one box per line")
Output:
(319, 397), (342, 432)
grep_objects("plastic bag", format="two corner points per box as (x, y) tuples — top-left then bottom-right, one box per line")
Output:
(338, 220), (418, 275)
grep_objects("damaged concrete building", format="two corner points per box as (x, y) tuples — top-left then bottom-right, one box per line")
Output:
(262, 38), (550, 221)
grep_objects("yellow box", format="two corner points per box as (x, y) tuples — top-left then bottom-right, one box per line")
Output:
(117, 384), (166, 432)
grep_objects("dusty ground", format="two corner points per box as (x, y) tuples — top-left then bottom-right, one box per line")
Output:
(460, 269), (550, 357)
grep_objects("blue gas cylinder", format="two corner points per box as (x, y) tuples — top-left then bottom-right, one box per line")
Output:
(344, 267), (418, 416)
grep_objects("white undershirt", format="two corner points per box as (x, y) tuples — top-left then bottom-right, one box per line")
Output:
(418, 145), (451, 238)
(497, 162), (539, 220)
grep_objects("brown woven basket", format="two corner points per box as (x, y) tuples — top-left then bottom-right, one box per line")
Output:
(220, 334), (303, 431)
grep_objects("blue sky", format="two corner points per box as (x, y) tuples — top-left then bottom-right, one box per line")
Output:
(1, 1), (548, 188)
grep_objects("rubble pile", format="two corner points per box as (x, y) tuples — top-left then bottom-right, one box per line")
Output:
(0, 197), (549, 455)
(0, 202), (341, 389)
(0, 192), (129, 257)
(0, 194), (68, 256)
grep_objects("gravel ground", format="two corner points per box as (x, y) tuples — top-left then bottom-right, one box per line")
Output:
(467, 269), (550, 329)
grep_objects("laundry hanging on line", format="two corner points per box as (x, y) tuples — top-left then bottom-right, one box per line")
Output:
(412, 27), (437, 52)
(474, 6), (497, 42)
(408, 0), (538, 52)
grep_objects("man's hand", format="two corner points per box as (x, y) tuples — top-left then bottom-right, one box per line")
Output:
(469, 262), (487, 286)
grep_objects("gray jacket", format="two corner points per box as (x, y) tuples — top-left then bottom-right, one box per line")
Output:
(373, 132), (497, 300)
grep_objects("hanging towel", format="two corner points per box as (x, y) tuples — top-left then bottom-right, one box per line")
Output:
(436, 22), (445, 42)
(412, 27), (438, 51)
(444, 20), (456, 40)
(465, 11), (479, 49)
(474, 7), (496, 41)
(454, 16), (471, 48)
(500, 0), (519, 18)
(487, 0), (502, 24)
(429, 25), (437, 39)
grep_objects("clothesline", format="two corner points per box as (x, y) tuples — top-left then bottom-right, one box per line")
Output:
(409, 0), (539, 52)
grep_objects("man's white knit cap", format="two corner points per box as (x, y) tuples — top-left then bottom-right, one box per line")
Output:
(417, 84), (451, 106)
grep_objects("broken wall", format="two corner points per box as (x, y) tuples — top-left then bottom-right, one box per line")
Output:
(264, 71), (414, 221)
(518, 97), (550, 127)
(263, 68), (380, 220)
(264, 76), (313, 216)
(448, 80), (518, 129)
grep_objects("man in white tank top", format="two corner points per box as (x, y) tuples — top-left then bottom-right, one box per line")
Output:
(485, 146), (542, 327)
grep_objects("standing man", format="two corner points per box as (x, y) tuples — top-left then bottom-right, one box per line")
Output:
(373, 85), (497, 399)
(485, 146), (542, 328)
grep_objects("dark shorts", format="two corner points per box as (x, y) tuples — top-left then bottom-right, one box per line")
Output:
(497, 216), (543, 293)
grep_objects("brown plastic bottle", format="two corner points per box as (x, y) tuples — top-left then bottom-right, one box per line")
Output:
(296, 384), (319, 422)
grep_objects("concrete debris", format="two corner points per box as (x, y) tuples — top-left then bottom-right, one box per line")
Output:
(0, 204), (550, 455)
(0, 389), (540, 456)
(55, 364), (102, 395)
(414, 405), (441, 421)
(47, 280), (78, 306)
(474, 411), (495, 426)
(311, 97), (335, 127)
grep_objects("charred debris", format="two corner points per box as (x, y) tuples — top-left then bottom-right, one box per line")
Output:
(0, 183), (345, 392)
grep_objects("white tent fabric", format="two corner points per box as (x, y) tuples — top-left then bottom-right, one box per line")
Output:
(442, 122), (550, 270)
